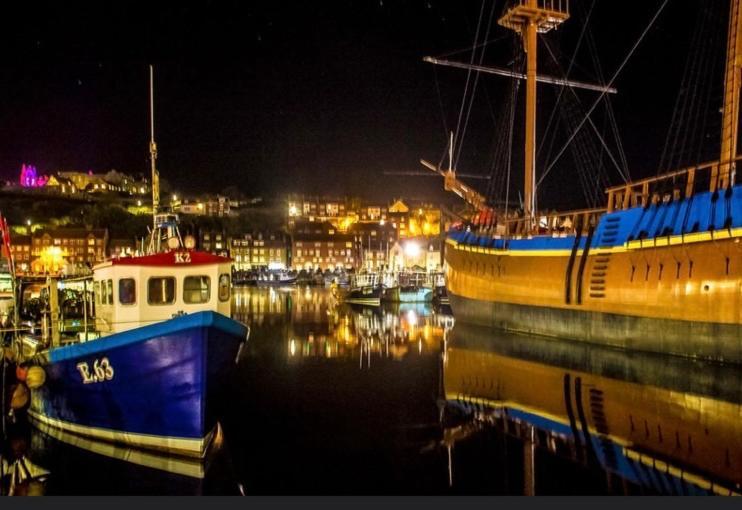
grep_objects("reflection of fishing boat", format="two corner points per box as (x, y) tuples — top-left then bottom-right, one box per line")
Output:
(30, 419), (220, 479)
(18, 67), (249, 459)
(443, 324), (742, 495)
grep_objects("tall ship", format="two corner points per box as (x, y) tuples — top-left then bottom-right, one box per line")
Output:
(428, 0), (742, 363)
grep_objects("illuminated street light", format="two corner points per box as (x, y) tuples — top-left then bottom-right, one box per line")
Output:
(404, 241), (420, 258)
(289, 205), (298, 216)
(137, 200), (142, 207)
(172, 194), (178, 202)
(26, 219), (31, 226)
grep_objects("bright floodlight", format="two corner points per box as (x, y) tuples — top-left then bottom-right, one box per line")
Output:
(404, 241), (420, 258)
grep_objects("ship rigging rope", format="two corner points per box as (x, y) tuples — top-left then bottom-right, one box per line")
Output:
(541, 38), (630, 184)
(454, 0), (498, 171)
(451, 0), (487, 166)
(537, 0), (597, 162)
(658, 0), (723, 174)
(537, 0), (671, 189)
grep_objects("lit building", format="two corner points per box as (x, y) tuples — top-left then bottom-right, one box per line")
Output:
(205, 195), (232, 217)
(19, 164), (48, 188)
(199, 230), (229, 258)
(290, 221), (357, 270)
(386, 199), (441, 239)
(179, 201), (206, 215)
(8, 234), (32, 273)
(57, 170), (148, 195)
(287, 195), (349, 229)
(358, 204), (388, 222)
(231, 231), (288, 270)
(45, 175), (78, 195)
(29, 228), (108, 275)
(388, 237), (443, 273)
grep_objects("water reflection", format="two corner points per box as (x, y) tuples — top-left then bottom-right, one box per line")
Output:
(231, 286), (453, 365)
(6, 286), (742, 495)
(441, 323), (742, 495)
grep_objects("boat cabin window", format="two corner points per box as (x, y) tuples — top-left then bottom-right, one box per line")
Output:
(183, 275), (210, 304)
(94, 281), (101, 305)
(148, 277), (176, 305)
(99, 280), (113, 305)
(119, 278), (136, 305)
(218, 274), (230, 302)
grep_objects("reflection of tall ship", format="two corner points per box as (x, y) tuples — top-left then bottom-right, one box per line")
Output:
(442, 325), (742, 495)
(426, 1), (742, 362)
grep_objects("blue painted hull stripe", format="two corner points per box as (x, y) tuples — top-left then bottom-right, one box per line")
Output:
(49, 311), (247, 363)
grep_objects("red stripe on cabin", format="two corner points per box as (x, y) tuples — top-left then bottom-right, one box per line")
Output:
(110, 250), (231, 266)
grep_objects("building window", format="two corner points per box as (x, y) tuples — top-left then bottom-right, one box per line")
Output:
(148, 277), (176, 305)
(218, 274), (231, 302)
(184, 276), (210, 304)
(119, 278), (136, 305)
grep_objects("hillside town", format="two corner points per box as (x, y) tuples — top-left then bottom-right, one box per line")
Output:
(1, 164), (458, 277)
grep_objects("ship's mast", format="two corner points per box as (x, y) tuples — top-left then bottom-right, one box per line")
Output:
(716, 0), (742, 191)
(149, 64), (160, 226)
(498, 0), (569, 230)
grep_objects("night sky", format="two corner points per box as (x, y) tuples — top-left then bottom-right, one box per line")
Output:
(0, 1), (728, 208)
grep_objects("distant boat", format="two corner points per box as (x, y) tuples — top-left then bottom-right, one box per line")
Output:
(332, 273), (383, 306)
(255, 269), (297, 286)
(381, 270), (433, 303)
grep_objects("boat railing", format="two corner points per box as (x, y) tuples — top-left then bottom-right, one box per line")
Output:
(470, 206), (605, 239)
(605, 156), (741, 212)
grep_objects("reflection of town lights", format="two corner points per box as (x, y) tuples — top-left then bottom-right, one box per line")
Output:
(290, 339), (296, 356)
(406, 309), (418, 327)
(404, 241), (420, 258)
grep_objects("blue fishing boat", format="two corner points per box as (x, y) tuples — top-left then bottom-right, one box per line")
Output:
(16, 66), (249, 459)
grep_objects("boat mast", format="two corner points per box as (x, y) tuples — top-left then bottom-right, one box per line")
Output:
(716, 0), (742, 191)
(149, 64), (160, 226)
(498, 0), (569, 230)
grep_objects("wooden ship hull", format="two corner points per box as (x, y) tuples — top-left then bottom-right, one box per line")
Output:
(446, 184), (742, 362)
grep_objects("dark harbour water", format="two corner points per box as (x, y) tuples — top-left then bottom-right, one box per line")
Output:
(3, 287), (742, 495)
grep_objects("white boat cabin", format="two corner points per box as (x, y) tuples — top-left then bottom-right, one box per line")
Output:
(92, 250), (232, 334)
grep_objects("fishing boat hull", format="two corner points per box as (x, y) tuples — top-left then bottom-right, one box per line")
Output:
(337, 286), (383, 306)
(445, 187), (742, 363)
(28, 311), (248, 458)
